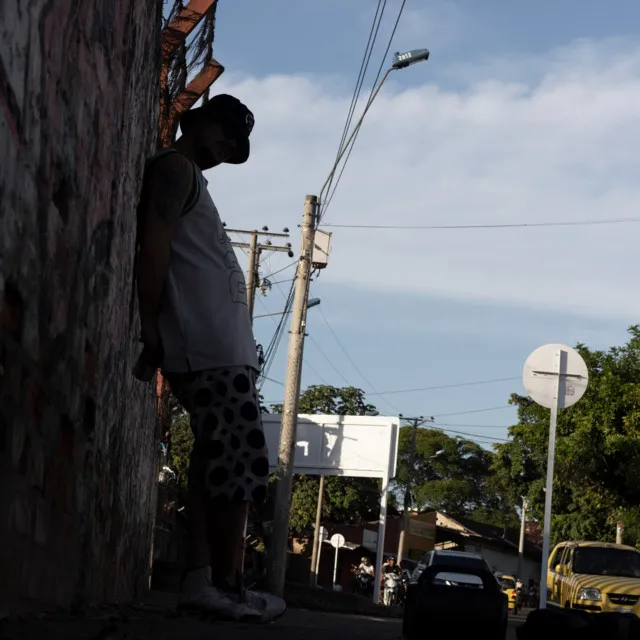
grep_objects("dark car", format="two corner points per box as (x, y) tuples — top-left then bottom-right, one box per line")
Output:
(409, 549), (493, 584)
(404, 554), (508, 640)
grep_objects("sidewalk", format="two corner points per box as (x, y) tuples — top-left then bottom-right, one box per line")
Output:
(0, 592), (403, 640)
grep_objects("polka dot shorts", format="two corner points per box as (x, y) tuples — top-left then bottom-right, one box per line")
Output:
(165, 366), (269, 504)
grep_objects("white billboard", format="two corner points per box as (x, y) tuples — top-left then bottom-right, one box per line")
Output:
(261, 414), (399, 479)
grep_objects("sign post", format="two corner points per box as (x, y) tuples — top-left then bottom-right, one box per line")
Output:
(330, 533), (345, 588)
(522, 344), (588, 609)
(315, 526), (328, 584)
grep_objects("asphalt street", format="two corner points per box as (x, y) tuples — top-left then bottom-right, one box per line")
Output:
(1, 606), (527, 639)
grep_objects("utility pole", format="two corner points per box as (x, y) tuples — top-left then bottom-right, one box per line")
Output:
(518, 496), (529, 580)
(268, 195), (319, 596)
(228, 227), (293, 323)
(397, 415), (434, 565)
(309, 474), (325, 586)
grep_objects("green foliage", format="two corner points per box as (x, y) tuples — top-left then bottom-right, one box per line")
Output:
(271, 384), (379, 416)
(393, 427), (518, 529)
(168, 407), (193, 493)
(492, 326), (640, 546)
(272, 385), (381, 535)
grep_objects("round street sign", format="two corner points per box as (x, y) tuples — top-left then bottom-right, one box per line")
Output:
(330, 533), (346, 549)
(523, 344), (588, 410)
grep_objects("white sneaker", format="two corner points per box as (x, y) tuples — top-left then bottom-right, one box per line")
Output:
(240, 588), (287, 624)
(179, 567), (262, 621)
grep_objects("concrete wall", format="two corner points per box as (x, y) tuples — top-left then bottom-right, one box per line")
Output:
(466, 543), (541, 586)
(0, 0), (162, 613)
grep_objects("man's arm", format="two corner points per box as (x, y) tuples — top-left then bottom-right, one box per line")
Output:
(136, 152), (193, 348)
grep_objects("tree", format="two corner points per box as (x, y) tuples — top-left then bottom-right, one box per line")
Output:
(271, 385), (382, 535)
(271, 384), (379, 416)
(393, 427), (517, 528)
(492, 326), (640, 546)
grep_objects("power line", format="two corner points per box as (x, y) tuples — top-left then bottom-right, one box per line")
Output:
(438, 422), (515, 429)
(307, 334), (353, 387)
(320, 217), (640, 230)
(322, 0), (387, 221)
(367, 376), (520, 396)
(433, 426), (511, 443)
(321, 0), (407, 220)
(433, 405), (514, 418)
(263, 278), (328, 386)
(262, 260), (297, 279)
(316, 306), (402, 414)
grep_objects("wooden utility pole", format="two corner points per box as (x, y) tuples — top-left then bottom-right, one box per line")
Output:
(518, 496), (529, 580)
(268, 195), (319, 596)
(397, 415), (434, 565)
(228, 227), (293, 323)
(309, 474), (325, 586)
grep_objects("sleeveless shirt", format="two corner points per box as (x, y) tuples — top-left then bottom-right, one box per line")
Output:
(149, 150), (259, 373)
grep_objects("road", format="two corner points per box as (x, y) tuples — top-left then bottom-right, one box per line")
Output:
(1, 606), (527, 639)
(211, 609), (526, 639)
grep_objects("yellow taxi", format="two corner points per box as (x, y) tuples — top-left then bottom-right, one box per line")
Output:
(497, 574), (519, 611)
(547, 540), (640, 614)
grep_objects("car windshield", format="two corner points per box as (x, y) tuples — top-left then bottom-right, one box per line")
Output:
(433, 572), (484, 589)
(573, 547), (640, 578)
(499, 577), (516, 590)
(432, 555), (488, 570)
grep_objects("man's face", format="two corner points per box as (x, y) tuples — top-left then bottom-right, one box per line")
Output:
(389, 559), (395, 565)
(192, 119), (239, 169)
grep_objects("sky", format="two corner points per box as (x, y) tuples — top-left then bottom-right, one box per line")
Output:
(190, 0), (640, 448)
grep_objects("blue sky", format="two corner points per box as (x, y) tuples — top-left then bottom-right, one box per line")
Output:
(194, 1), (640, 447)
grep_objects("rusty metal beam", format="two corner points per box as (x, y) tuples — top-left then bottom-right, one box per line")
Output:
(159, 58), (225, 148)
(162, 0), (218, 61)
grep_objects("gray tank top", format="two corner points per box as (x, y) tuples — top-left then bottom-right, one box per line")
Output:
(151, 150), (259, 373)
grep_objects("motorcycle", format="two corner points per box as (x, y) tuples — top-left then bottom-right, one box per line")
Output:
(354, 571), (374, 597)
(383, 573), (401, 606)
(399, 570), (410, 604)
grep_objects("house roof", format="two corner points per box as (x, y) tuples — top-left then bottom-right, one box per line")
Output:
(430, 511), (542, 561)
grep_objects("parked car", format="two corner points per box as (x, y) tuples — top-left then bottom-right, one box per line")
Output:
(403, 562), (508, 639)
(496, 573), (519, 612)
(547, 540), (640, 614)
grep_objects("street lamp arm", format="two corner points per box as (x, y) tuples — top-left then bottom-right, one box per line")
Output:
(319, 67), (396, 204)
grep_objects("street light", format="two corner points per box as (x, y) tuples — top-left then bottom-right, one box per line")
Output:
(254, 298), (321, 319)
(269, 47), (430, 598)
(319, 47), (430, 206)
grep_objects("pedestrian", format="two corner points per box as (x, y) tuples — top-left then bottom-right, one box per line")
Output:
(135, 94), (285, 623)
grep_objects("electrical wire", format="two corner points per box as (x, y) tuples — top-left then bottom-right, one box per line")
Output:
(316, 306), (402, 414)
(438, 422), (517, 429)
(367, 376), (520, 396)
(258, 274), (296, 387)
(432, 425), (511, 443)
(322, 0), (387, 220)
(433, 405), (514, 418)
(319, 217), (640, 230)
(263, 260), (297, 279)
(307, 334), (354, 387)
(321, 0), (408, 220)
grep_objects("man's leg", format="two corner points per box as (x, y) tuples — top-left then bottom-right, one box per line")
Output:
(173, 366), (285, 622)
(207, 500), (249, 582)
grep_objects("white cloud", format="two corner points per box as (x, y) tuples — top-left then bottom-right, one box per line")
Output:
(205, 38), (640, 319)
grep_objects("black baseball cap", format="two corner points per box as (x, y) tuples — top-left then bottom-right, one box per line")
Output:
(179, 94), (255, 164)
